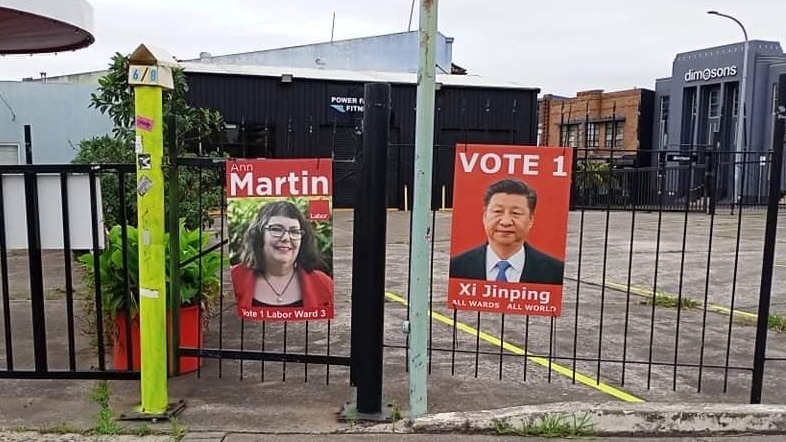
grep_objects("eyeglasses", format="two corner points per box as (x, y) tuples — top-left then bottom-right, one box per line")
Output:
(264, 224), (305, 239)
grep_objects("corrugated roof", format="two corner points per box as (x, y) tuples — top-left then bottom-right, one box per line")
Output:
(179, 61), (537, 91)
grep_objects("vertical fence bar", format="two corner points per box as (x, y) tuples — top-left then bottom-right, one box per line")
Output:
(24, 170), (47, 372)
(572, 147), (588, 384)
(646, 155), (666, 389)
(60, 172), (77, 371)
(697, 152), (719, 393)
(621, 163), (637, 386)
(89, 170), (106, 371)
(350, 82), (390, 415)
(750, 73), (786, 404)
(282, 323), (288, 382)
(724, 151), (747, 392)
(672, 159), (693, 390)
(118, 171), (133, 371)
(167, 115), (181, 377)
(0, 173), (12, 370)
(428, 209), (437, 374)
(216, 164), (226, 380)
(597, 108), (617, 383)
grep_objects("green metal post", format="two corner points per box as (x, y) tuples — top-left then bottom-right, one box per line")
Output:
(408, 0), (438, 419)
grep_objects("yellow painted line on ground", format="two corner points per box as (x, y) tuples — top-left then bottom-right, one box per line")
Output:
(384, 291), (644, 403)
(775, 263), (786, 268)
(604, 281), (758, 320)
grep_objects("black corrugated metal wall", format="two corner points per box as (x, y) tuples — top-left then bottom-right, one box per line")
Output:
(184, 72), (539, 208)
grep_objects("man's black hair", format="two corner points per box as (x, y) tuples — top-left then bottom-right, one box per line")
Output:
(483, 178), (537, 212)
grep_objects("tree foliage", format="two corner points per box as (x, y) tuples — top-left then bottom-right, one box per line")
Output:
(73, 52), (226, 229)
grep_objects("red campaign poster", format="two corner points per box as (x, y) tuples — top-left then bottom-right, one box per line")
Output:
(226, 158), (334, 322)
(447, 144), (572, 317)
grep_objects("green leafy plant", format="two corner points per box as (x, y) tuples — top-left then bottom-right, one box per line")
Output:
(226, 196), (333, 275)
(78, 220), (224, 322)
(74, 52), (226, 231)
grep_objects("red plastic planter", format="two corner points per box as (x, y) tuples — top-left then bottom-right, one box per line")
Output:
(112, 304), (203, 375)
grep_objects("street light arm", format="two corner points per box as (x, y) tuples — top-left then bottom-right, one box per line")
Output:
(707, 11), (748, 41)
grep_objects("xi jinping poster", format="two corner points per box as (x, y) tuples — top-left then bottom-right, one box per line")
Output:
(226, 158), (334, 322)
(447, 145), (572, 317)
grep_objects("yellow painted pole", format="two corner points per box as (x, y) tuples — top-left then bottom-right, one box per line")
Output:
(133, 84), (168, 414)
(126, 45), (177, 417)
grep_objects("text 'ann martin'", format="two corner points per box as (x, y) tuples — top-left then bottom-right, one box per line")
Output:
(228, 162), (330, 197)
(459, 152), (568, 177)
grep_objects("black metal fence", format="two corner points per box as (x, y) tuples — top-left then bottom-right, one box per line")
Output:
(0, 164), (138, 379)
(4, 76), (786, 413)
(380, 78), (786, 406)
(570, 148), (778, 213)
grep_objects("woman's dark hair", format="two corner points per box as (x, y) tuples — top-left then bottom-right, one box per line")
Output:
(240, 200), (325, 273)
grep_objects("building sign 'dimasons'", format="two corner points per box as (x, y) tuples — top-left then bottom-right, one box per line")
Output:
(684, 66), (738, 82)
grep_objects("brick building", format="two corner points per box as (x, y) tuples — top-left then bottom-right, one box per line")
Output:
(538, 88), (655, 164)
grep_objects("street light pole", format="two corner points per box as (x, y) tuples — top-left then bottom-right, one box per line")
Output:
(708, 10), (749, 205)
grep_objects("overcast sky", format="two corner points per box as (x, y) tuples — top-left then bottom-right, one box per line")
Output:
(2, 0), (785, 96)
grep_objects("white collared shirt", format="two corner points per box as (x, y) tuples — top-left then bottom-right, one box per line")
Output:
(486, 244), (526, 282)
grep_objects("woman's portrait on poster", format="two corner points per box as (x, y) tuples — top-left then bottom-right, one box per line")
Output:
(230, 200), (333, 311)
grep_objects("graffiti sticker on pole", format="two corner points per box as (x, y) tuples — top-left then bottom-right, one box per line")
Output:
(447, 144), (573, 317)
(226, 158), (334, 322)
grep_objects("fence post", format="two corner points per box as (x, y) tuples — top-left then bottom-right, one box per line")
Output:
(21, 125), (47, 372)
(348, 82), (391, 419)
(750, 73), (786, 404)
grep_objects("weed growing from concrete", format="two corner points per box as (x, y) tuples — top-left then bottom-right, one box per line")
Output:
(170, 417), (188, 441)
(135, 422), (151, 437)
(390, 402), (403, 421)
(90, 380), (123, 435)
(640, 292), (699, 309)
(34, 422), (85, 436)
(768, 314), (786, 332)
(492, 413), (595, 438)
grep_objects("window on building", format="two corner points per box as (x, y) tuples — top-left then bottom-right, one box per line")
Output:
(586, 123), (598, 148)
(560, 124), (580, 147)
(604, 121), (624, 147)
(773, 82), (778, 114)
(0, 144), (19, 165)
(708, 89), (720, 118)
(660, 96), (670, 124)
(732, 87), (739, 117)
(659, 96), (670, 149)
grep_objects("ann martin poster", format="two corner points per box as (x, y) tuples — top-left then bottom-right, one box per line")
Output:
(447, 145), (572, 317)
(226, 158), (334, 322)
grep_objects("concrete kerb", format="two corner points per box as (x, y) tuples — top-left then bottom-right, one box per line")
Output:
(350, 402), (786, 437)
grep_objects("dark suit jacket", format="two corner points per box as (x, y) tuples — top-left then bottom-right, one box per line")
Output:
(449, 243), (564, 285)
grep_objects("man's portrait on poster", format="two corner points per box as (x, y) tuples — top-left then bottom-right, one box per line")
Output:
(449, 178), (564, 285)
(230, 200), (333, 311)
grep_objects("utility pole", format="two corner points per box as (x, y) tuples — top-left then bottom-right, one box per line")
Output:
(408, 0), (438, 419)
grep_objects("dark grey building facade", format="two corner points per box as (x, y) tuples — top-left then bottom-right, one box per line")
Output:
(653, 40), (786, 204)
